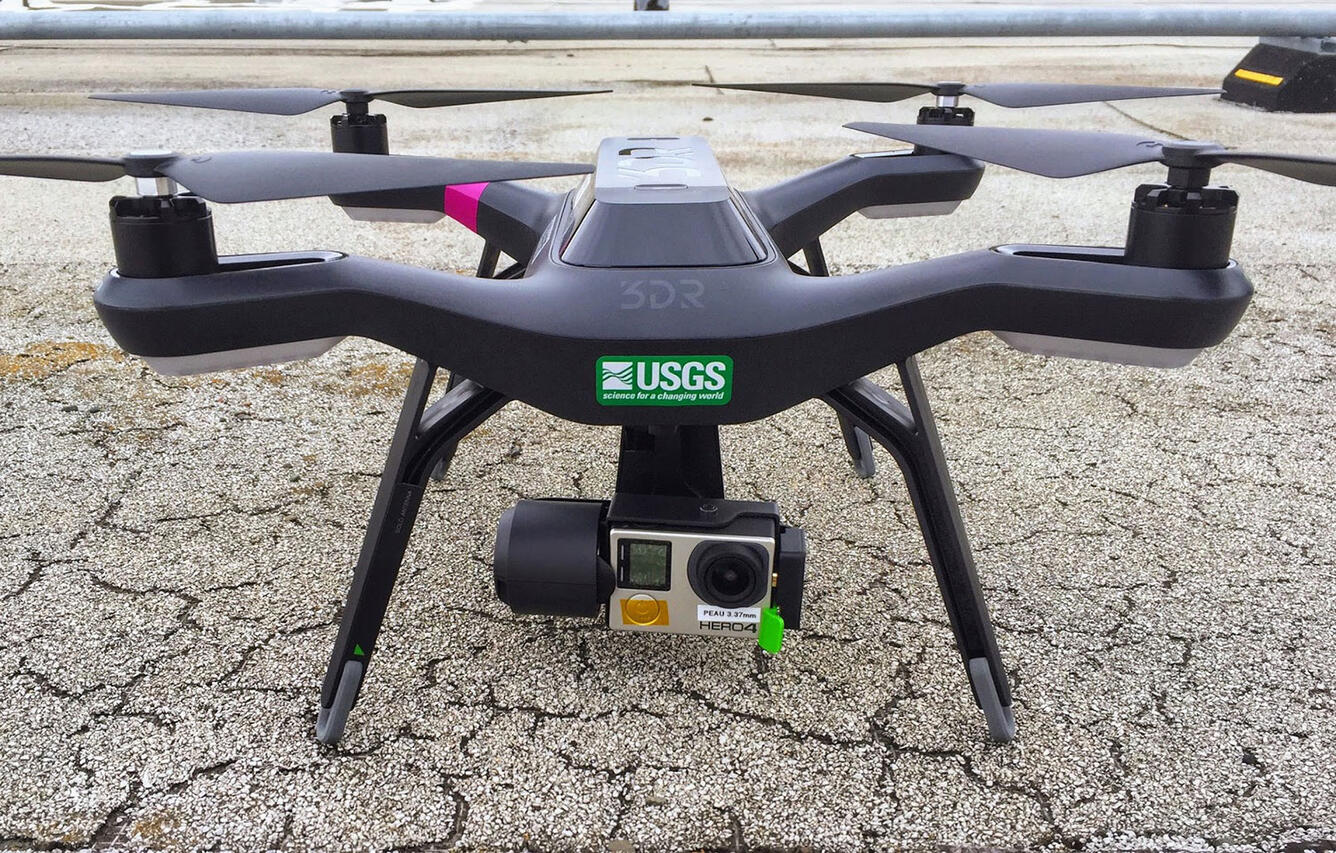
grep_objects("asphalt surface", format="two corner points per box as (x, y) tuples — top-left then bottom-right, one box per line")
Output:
(0, 36), (1333, 852)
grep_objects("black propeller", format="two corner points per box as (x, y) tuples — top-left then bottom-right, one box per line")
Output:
(0, 150), (593, 203)
(701, 81), (1221, 108)
(844, 122), (1336, 186)
(91, 87), (611, 116)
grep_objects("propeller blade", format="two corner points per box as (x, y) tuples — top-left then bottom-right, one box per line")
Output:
(0, 155), (127, 182)
(846, 124), (1336, 187)
(92, 88), (344, 116)
(704, 80), (1220, 108)
(961, 83), (1222, 108)
(93, 87), (610, 115)
(698, 81), (935, 103)
(845, 122), (1166, 178)
(156, 150), (593, 204)
(1212, 151), (1336, 187)
(369, 88), (612, 108)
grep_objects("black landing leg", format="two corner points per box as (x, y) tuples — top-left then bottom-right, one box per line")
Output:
(316, 361), (507, 744)
(801, 240), (876, 479)
(823, 358), (1016, 741)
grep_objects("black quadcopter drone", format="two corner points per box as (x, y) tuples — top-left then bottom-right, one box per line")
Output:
(4, 79), (1333, 745)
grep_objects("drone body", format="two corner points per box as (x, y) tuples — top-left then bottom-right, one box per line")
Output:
(93, 135), (1253, 425)
(5, 81), (1331, 745)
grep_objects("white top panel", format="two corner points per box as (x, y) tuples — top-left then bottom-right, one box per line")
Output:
(594, 136), (730, 205)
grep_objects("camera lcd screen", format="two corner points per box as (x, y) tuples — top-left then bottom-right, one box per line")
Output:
(622, 539), (671, 590)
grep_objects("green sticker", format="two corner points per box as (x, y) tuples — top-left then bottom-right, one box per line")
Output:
(353, 644), (365, 657)
(596, 355), (733, 407)
(758, 607), (784, 654)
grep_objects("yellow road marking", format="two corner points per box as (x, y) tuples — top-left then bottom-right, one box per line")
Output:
(1234, 68), (1284, 86)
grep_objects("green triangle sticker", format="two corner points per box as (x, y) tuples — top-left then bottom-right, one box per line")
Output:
(353, 644), (365, 656)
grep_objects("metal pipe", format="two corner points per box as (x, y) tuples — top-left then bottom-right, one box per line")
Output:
(0, 6), (1333, 41)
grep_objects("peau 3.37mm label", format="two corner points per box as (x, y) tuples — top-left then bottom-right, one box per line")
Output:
(596, 355), (733, 406)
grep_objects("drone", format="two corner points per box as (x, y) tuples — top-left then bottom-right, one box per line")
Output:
(3, 80), (1333, 746)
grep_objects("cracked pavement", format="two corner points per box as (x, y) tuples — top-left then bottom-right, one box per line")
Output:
(0, 36), (1334, 852)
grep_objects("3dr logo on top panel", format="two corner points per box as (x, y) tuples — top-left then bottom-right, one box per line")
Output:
(596, 356), (733, 406)
(620, 279), (705, 310)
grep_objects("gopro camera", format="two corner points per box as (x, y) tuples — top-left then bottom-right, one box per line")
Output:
(493, 493), (805, 639)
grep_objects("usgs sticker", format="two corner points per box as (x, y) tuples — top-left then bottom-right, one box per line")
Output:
(697, 605), (761, 624)
(596, 355), (733, 406)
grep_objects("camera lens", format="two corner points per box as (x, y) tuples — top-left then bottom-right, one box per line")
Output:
(688, 542), (767, 609)
(708, 558), (750, 598)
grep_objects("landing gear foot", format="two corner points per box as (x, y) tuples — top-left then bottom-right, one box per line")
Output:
(849, 427), (876, 479)
(968, 656), (1016, 742)
(838, 416), (877, 479)
(315, 660), (363, 745)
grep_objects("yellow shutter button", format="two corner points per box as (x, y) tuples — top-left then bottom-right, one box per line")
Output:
(621, 594), (668, 626)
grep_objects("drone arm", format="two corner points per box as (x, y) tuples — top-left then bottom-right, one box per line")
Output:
(95, 252), (497, 373)
(808, 245), (1253, 374)
(743, 152), (984, 257)
(330, 181), (564, 264)
(464, 181), (565, 263)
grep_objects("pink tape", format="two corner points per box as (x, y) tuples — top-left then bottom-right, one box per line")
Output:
(443, 182), (489, 232)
